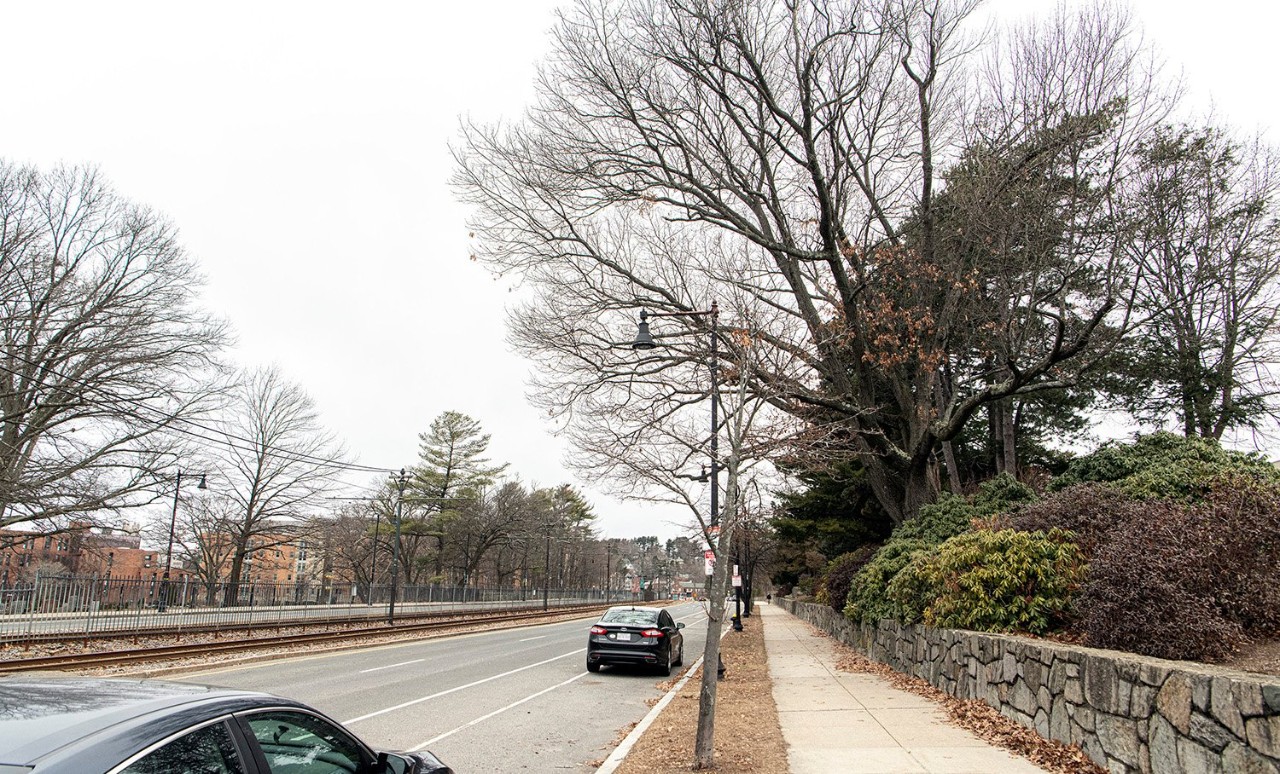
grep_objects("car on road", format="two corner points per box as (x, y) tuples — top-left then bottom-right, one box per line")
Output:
(0, 675), (452, 774)
(586, 605), (685, 675)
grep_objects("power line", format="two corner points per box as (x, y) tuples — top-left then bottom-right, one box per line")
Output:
(0, 350), (402, 477)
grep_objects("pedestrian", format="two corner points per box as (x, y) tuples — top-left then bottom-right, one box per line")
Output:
(766, 593), (772, 604)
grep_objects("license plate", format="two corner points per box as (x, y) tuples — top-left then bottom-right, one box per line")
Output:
(613, 633), (632, 641)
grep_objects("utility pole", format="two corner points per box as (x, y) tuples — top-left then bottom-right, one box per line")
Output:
(543, 521), (552, 611)
(160, 470), (205, 613)
(387, 468), (408, 625)
(605, 540), (614, 603)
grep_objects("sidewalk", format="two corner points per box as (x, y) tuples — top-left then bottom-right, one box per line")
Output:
(759, 603), (1049, 774)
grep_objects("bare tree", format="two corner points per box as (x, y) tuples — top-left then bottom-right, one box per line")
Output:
(216, 367), (345, 602)
(448, 481), (528, 587)
(314, 501), (383, 602)
(1120, 123), (1280, 439)
(168, 492), (240, 604)
(455, 0), (1169, 531)
(0, 162), (228, 534)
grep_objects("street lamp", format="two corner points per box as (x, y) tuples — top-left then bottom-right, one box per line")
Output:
(632, 301), (730, 767)
(632, 303), (720, 542)
(159, 470), (206, 613)
(605, 540), (615, 603)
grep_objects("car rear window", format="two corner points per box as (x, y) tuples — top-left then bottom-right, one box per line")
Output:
(600, 609), (658, 625)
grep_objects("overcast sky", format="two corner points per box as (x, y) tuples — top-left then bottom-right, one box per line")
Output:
(1, 0), (1274, 541)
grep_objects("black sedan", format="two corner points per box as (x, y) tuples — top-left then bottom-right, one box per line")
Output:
(586, 605), (685, 675)
(0, 675), (452, 774)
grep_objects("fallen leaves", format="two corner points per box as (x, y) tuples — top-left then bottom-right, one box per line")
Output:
(613, 618), (789, 773)
(833, 641), (1105, 774)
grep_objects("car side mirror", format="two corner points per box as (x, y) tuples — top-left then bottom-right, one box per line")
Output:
(676, 622), (685, 629)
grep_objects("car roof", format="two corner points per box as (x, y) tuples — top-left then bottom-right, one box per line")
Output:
(0, 675), (302, 770)
(604, 605), (662, 613)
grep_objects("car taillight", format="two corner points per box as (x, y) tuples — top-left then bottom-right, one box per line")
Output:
(641, 628), (664, 638)
(590, 625), (608, 635)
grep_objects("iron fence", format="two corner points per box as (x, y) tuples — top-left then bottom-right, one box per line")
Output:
(0, 574), (639, 644)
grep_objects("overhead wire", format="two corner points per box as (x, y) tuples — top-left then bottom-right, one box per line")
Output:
(0, 349), (405, 478)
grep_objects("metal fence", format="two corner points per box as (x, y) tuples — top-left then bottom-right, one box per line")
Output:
(0, 575), (640, 644)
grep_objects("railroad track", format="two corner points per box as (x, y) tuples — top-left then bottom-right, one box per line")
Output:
(0, 604), (609, 674)
(1, 604), (575, 649)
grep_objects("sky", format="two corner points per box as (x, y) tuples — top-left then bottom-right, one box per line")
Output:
(1, 0), (1275, 541)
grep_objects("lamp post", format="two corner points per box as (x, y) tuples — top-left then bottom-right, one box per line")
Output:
(632, 303), (720, 541)
(368, 505), (382, 605)
(159, 470), (206, 613)
(633, 301), (730, 767)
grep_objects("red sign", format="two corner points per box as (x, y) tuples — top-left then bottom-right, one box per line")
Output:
(703, 549), (715, 559)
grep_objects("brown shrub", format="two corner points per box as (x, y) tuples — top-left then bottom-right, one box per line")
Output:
(1076, 477), (1280, 661)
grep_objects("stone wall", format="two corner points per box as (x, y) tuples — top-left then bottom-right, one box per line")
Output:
(777, 598), (1280, 774)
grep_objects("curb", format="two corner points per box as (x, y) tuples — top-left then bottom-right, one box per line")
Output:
(595, 625), (730, 774)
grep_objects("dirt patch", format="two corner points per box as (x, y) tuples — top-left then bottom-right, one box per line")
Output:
(1224, 637), (1280, 677)
(611, 619), (789, 772)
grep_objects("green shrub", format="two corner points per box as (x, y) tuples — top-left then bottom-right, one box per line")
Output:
(882, 550), (940, 624)
(844, 539), (930, 623)
(971, 473), (1038, 513)
(894, 528), (1085, 635)
(893, 495), (976, 544)
(1049, 432), (1279, 499)
(844, 474), (1038, 625)
(817, 545), (879, 613)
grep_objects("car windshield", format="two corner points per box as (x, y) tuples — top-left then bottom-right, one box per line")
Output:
(600, 609), (658, 625)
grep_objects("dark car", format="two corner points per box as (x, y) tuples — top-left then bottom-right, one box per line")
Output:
(0, 675), (452, 774)
(586, 605), (685, 675)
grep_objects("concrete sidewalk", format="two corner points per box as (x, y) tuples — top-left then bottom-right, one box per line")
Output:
(760, 603), (1049, 774)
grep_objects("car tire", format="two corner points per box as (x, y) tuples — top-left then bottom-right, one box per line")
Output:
(659, 649), (672, 677)
(674, 644), (684, 667)
(587, 661), (601, 673)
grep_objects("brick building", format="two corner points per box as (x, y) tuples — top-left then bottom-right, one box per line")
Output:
(0, 525), (163, 585)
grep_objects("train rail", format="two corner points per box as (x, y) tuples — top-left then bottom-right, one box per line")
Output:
(0, 603), (587, 649)
(0, 604), (610, 674)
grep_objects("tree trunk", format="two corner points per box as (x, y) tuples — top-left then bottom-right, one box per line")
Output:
(693, 487), (734, 769)
(863, 452), (941, 527)
(1002, 400), (1018, 480)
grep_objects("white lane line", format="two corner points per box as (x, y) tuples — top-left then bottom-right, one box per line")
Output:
(518, 635), (547, 642)
(341, 648), (585, 725)
(359, 659), (423, 673)
(410, 671), (589, 751)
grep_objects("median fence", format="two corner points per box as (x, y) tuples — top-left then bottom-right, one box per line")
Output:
(0, 575), (631, 643)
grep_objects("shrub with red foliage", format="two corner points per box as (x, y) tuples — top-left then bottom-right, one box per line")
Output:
(1001, 483), (1147, 558)
(1076, 477), (1280, 661)
(819, 545), (880, 613)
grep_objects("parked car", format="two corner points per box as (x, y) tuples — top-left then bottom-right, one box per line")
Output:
(0, 675), (452, 774)
(586, 605), (685, 675)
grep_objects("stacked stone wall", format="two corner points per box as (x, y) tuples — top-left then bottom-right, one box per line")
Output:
(777, 598), (1280, 773)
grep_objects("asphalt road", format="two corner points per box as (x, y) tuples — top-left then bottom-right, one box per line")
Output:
(177, 600), (710, 772)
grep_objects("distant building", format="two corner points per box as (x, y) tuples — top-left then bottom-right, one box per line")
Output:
(0, 524), (161, 586)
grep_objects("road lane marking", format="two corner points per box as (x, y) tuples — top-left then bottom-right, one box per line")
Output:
(341, 647), (585, 725)
(518, 635), (547, 642)
(409, 671), (589, 751)
(359, 659), (424, 673)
